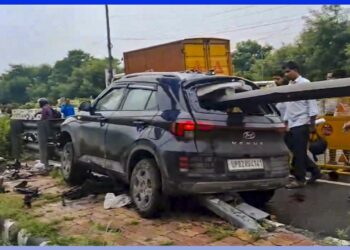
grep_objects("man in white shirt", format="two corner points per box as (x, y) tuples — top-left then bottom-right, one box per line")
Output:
(272, 70), (289, 118)
(282, 61), (322, 188)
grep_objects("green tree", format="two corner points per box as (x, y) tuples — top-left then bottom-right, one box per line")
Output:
(232, 40), (272, 79)
(299, 5), (350, 80)
(0, 49), (123, 105)
(249, 45), (304, 81)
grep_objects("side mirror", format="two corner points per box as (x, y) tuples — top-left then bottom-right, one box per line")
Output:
(78, 101), (92, 112)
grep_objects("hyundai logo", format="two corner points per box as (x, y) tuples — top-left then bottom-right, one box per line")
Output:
(243, 131), (256, 140)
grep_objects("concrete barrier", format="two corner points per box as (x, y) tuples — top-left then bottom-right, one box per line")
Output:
(0, 218), (50, 246)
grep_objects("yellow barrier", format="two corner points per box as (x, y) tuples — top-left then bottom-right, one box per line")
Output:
(316, 116), (350, 150)
(316, 116), (350, 179)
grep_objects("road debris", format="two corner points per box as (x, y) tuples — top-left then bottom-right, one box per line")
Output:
(103, 193), (131, 209)
(62, 174), (126, 205)
(32, 160), (45, 171)
(199, 195), (264, 231)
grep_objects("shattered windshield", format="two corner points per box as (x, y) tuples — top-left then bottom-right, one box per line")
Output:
(194, 80), (274, 115)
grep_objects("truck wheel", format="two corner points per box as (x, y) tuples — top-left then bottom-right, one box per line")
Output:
(239, 190), (275, 208)
(130, 159), (162, 218)
(61, 142), (87, 185)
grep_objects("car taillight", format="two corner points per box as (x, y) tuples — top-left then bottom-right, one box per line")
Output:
(171, 120), (215, 137)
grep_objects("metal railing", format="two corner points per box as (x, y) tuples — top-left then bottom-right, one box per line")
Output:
(10, 119), (64, 168)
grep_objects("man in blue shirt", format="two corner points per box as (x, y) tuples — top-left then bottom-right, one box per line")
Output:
(59, 97), (75, 118)
(282, 61), (322, 189)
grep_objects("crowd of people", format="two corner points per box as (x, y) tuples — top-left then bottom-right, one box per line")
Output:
(36, 97), (75, 120)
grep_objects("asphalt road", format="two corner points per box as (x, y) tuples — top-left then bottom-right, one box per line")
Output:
(265, 176), (350, 239)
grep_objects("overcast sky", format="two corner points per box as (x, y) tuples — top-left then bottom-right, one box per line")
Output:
(0, 5), (324, 74)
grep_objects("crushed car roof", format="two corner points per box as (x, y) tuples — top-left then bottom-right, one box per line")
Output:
(205, 77), (350, 110)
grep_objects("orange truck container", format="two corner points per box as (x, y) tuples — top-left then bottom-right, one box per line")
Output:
(123, 38), (233, 76)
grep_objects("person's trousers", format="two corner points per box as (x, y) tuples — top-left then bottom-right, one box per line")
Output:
(285, 124), (320, 182)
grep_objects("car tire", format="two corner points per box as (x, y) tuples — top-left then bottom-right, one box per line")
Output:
(130, 158), (162, 218)
(239, 189), (275, 208)
(61, 142), (87, 185)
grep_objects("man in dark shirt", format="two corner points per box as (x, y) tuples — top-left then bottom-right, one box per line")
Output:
(37, 98), (54, 120)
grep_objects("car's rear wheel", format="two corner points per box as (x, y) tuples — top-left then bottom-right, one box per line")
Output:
(130, 159), (162, 218)
(239, 189), (275, 208)
(61, 142), (87, 185)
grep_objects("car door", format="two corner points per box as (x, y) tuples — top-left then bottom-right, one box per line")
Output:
(77, 86), (126, 167)
(104, 83), (158, 175)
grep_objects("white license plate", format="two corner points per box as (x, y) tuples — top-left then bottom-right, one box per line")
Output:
(227, 159), (264, 171)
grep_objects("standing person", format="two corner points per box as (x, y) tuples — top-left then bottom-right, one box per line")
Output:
(282, 61), (322, 188)
(37, 98), (54, 120)
(272, 70), (289, 119)
(59, 97), (75, 118)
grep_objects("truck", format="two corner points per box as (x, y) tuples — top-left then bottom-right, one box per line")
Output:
(123, 38), (233, 76)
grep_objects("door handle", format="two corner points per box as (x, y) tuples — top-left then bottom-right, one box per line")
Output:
(98, 116), (108, 126)
(98, 117), (108, 122)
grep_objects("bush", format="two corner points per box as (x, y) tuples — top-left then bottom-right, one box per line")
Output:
(18, 102), (38, 109)
(0, 115), (11, 158)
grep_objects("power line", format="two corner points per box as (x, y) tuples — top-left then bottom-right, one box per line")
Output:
(200, 6), (289, 27)
(106, 16), (303, 42)
(208, 6), (251, 17)
(162, 6), (296, 40)
(211, 17), (301, 35)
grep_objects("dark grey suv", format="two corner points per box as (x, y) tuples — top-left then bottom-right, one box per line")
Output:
(59, 72), (289, 217)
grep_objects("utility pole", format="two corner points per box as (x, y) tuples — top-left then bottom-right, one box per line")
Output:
(105, 4), (113, 85)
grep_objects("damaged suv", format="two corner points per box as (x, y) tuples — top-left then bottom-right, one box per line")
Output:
(59, 72), (289, 217)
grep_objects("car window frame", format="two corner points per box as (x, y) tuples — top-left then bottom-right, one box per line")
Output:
(120, 83), (158, 111)
(94, 86), (126, 112)
(145, 91), (159, 111)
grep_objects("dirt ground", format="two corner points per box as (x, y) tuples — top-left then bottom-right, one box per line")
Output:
(1, 162), (318, 246)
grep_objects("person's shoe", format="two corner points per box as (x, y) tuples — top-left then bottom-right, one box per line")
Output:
(285, 180), (306, 189)
(307, 172), (322, 184)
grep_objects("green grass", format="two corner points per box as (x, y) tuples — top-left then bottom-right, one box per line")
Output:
(248, 229), (264, 241)
(206, 224), (235, 242)
(49, 168), (65, 186)
(41, 193), (62, 203)
(335, 228), (349, 240)
(94, 223), (107, 232)
(62, 216), (75, 221)
(93, 222), (121, 234)
(0, 193), (89, 245)
(160, 241), (175, 246)
(129, 220), (140, 226)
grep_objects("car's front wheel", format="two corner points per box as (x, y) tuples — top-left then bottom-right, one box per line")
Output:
(61, 142), (87, 185)
(130, 159), (162, 218)
(239, 189), (275, 208)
